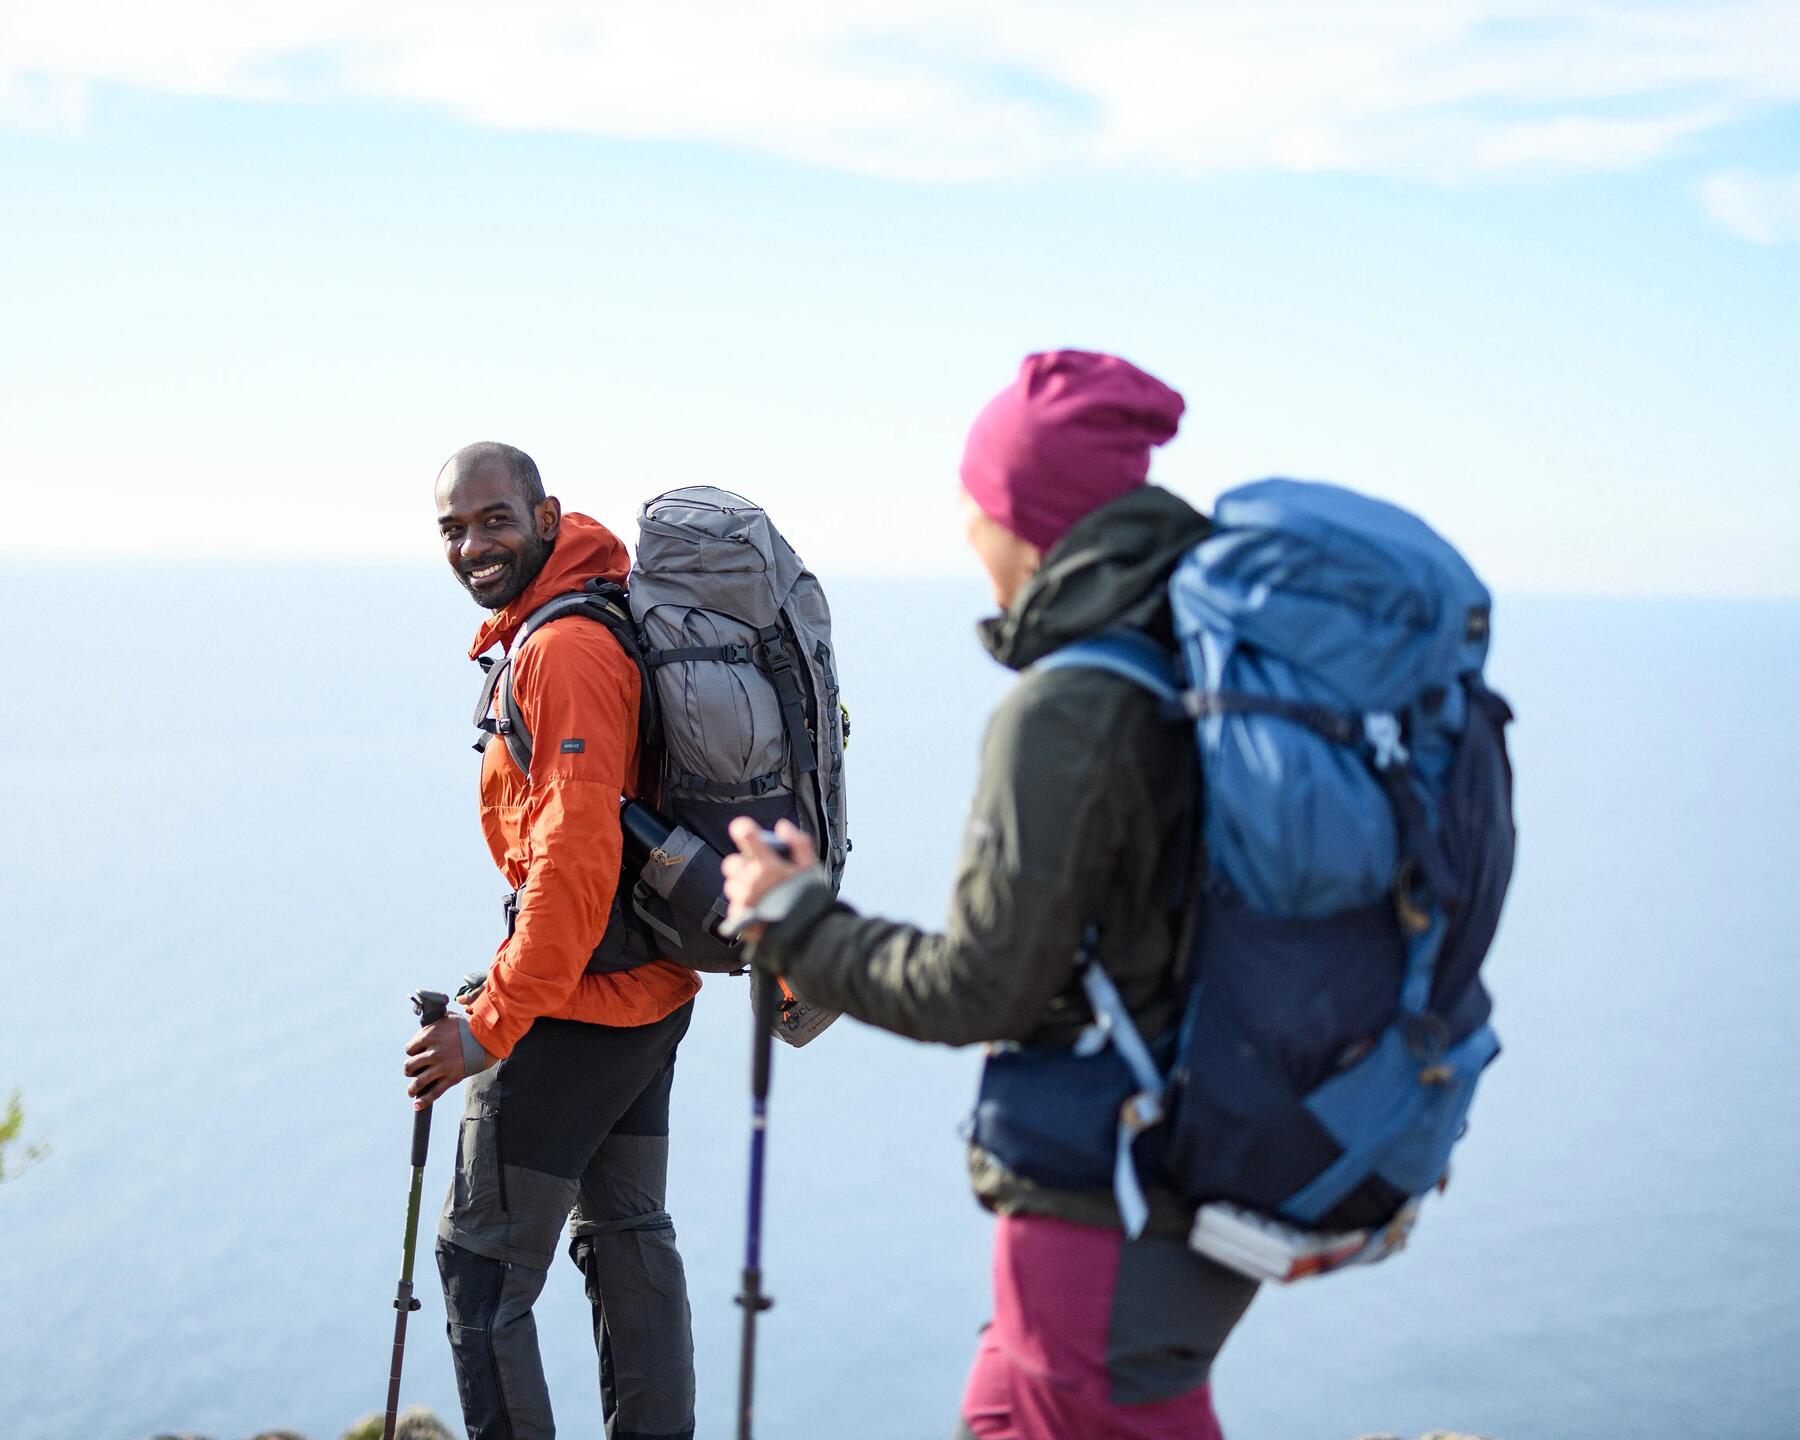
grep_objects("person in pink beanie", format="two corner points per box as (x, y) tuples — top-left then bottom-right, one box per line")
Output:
(725, 351), (1255, 1440)
(962, 348), (1186, 551)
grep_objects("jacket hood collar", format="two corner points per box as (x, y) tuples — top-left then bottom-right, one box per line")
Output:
(979, 485), (1210, 671)
(468, 512), (632, 660)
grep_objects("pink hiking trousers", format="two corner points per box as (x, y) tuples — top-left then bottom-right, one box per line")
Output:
(959, 1214), (1227, 1440)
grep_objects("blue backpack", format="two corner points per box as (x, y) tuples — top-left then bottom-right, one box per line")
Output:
(1028, 478), (1515, 1266)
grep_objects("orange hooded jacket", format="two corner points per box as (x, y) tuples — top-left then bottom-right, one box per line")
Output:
(463, 512), (701, 1060)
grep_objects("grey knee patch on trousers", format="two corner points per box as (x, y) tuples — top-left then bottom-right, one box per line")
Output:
(571, 1132), (671, 1237)
(1105, 1233), (1259, 1406)
(440, 1158), (580, 1270)
(438, 1070), (583, 1270)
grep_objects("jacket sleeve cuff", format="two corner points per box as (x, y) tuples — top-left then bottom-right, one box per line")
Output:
(464, 1001), (511, 1062)
(457, 1014), (497, 1077)
(746, 873), (841, 975)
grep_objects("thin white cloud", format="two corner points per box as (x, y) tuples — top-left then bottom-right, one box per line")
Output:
(1, 1), (1797, 182)
(1702, 170), (1800, 242)
(0, 69), (84, 135)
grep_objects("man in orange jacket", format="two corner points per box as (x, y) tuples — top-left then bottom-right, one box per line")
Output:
(404, 441), (701, 1440)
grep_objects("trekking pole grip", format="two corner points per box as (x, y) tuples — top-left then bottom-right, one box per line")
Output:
(409, 990), (450, 1165)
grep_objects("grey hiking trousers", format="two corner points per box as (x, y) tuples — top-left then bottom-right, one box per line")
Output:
(436, 1002), (695, 1440)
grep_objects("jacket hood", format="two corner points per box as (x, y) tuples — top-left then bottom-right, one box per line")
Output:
(979, 485), (1210, 671)
(468, 512), (632, 659)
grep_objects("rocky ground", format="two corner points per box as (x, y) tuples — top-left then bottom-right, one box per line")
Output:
(155, 1417), (1495, 1439)
(150, 1407), (452, 1440)
(1360, 1433), (1495, 1439)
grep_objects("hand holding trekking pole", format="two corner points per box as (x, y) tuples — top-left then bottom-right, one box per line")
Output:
(722, 818), (814, 942)
(384, 989), (448, 1440)
(403, 1002), (475, 1109)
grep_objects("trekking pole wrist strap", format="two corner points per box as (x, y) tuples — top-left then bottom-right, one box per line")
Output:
(456, 1015), (496, 1078)
(734, 871), (836, 967)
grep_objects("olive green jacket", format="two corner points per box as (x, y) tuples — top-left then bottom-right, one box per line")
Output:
(754, 485), (1210, 1228)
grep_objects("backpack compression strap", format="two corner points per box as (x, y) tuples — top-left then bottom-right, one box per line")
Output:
(472, 581), (655, 779)
(642, 621), (819, 777)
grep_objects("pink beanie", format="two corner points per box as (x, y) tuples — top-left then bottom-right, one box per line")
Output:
(959, 350), (1185, 553)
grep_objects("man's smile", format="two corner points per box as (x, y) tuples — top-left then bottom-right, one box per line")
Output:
(464, 558), (511, 588)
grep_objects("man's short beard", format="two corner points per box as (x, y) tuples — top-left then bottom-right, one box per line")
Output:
(462, 531), (554, 610)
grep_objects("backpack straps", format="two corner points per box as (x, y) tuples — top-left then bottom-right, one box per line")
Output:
(1073, 932), (1167, 1240)
(473, 580), (655, 779)
(471, 651), (511, 754)
(644, 641), (752, 667)
(1033, 634), (1188, 1238)
(755, 624), (820, 775)
(1033, 630), (1182, 706)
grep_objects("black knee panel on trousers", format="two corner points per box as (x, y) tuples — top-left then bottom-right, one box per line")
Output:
(437, 1238), (556, 1439)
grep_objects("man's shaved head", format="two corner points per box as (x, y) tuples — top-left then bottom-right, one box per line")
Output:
(435, 441), (560, 610)
(440, 441), (545, 510)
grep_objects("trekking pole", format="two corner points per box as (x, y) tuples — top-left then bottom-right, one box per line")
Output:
(735, 968), (779, 1440)
(383, 989), (449, 1440)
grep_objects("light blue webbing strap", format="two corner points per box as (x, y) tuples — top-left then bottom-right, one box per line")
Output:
(1361, 711), (1447, 1018)
(1032, 631), (1182, 704)
(1281, 1019), (1500, 1224)
(1077, 951), (1167, 1240)
(1398, 909), (1445, 1018)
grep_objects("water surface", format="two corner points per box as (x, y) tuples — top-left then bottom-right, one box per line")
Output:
(2, 570), (1794, 1438)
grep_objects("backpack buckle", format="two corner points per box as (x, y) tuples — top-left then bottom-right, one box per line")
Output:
(759, 629), (791, 670)
(1363, 712), (1408, 769)
(1393, 858), (1433, 934)
(1400, 1011), (1449, 1064)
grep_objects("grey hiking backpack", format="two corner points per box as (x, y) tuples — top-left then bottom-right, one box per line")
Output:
(471, 487), (848, 1041)
(630, 486), (849, 886)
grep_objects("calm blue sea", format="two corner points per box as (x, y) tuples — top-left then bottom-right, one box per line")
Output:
(1, 568), (1795, 1440)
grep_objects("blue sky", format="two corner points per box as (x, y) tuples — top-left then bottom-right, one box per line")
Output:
(3, 2), (1797, 595)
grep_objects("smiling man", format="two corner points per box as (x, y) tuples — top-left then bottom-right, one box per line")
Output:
(404, 441), (701, 1440)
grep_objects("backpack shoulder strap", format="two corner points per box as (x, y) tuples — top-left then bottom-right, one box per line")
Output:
(1032, 630), (1182, 706)
(474, 581), (654, 779)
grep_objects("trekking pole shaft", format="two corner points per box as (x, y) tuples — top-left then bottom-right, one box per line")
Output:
(383, 1164), (427, 1440)
(410, 1106), (433, 1167)
(736, 1253), (762, 1440)
(384, 989), (447, 1440)
(736, 970), (780, 1440)
(751, 971), (777, 1100)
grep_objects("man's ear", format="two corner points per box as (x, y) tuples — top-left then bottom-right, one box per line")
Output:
(535, 495), (563, 542)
